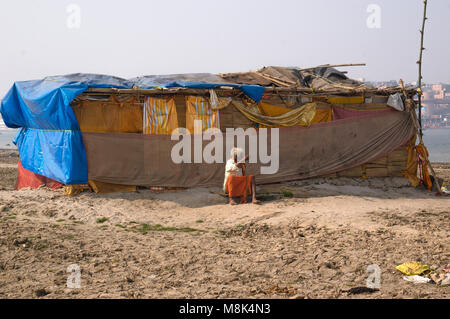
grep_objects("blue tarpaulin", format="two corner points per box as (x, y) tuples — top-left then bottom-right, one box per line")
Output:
(0, 73), (265, 185)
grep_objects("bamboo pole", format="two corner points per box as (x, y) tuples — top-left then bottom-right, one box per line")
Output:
(417, 0), (428, 138)
(295, 63), (366, 72)
(250, 71), (295, 87)
(85, 86), (416, 97)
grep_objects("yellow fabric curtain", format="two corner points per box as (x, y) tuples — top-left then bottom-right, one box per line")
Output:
(143, 97), (179, 135)
(258, 102), (293, 117)
(312, 106), (333, 123)
(186, 96), (220, 133)
(416, 142), (433, 191)
(403, 135), (420, 187)
(258, 102), (332, 126)
(231, 99), (318, 128)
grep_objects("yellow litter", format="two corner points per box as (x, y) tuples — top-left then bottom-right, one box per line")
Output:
(396, 262), (430, 276)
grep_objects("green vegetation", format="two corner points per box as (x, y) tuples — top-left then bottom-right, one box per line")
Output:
(96, 217), (108, 224)
(130, 223), (207, 235)
(256, 194), (277, 202)
(42, 209), (57, 217)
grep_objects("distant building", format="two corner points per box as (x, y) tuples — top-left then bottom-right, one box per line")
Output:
(422, 82), (450, 127)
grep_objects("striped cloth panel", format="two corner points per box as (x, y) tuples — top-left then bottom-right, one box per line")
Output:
(186, 96), (220, 134)
(143, 97), (178, 135)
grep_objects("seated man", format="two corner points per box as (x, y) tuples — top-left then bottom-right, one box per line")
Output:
(223, 148), (260, 205)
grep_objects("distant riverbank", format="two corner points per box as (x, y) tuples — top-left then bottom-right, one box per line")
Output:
(0, 129), (16, 149)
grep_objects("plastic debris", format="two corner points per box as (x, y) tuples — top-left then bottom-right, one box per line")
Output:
(396, 262), (430, 276)
(387, 93), (405, 111)
(442, 274), (450, 286)
(443, 265), (450, 273)
(402, 275), (431, 284)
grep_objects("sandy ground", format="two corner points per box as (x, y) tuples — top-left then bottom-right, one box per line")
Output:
(0, 150), (449, 299)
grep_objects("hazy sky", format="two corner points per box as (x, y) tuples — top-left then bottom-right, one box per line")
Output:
(0, 0), (449, 97)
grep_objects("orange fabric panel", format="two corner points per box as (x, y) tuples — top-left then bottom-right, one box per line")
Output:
(16, 160), (63, 190)
(225, 174), (253, 203)
(143, 97), (179, 135)
(72, 96), (142, 133)
(119, 98), (144, 133)
(186, 96), (220, 133)
(258, 102), (292, 117)
(328, 96), (364, 104)
(404, 135), (420, 187)
(258, 102), (331, 125)
(416, 142), (433, 191)
(311, 106), (332, 123)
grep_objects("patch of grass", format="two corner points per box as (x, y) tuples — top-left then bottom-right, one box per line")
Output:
(235, 224), (245, 230)
(72, 220), (84, 225)
(24, 210), (38, 216)
(96, 217), (108, 224)
(256, 194), (277, 202)
(36, 242), (49, 250)
(134, 223), (150, 234)
(115, 224), (126, 229)
(296, 276), (305, 283)
(65, 235), (75, 240)
(196, 219), (204, 224)
(163, 266), (175, 273)
(151, 224), (177, 232)
(1, 205), (12, 213)
(283, 191), (294, 198)
(56, 219), (65, 223)
(178, 227), (207, 233)
(417, 211), (449, 217)
(132, 223), (206, 234)
(42, 209), (57, 218)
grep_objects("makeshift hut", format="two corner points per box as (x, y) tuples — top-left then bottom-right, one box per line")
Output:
(0, 66), (433, 194)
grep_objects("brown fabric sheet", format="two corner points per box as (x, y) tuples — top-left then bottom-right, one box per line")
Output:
(82, 110), (415, 187)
